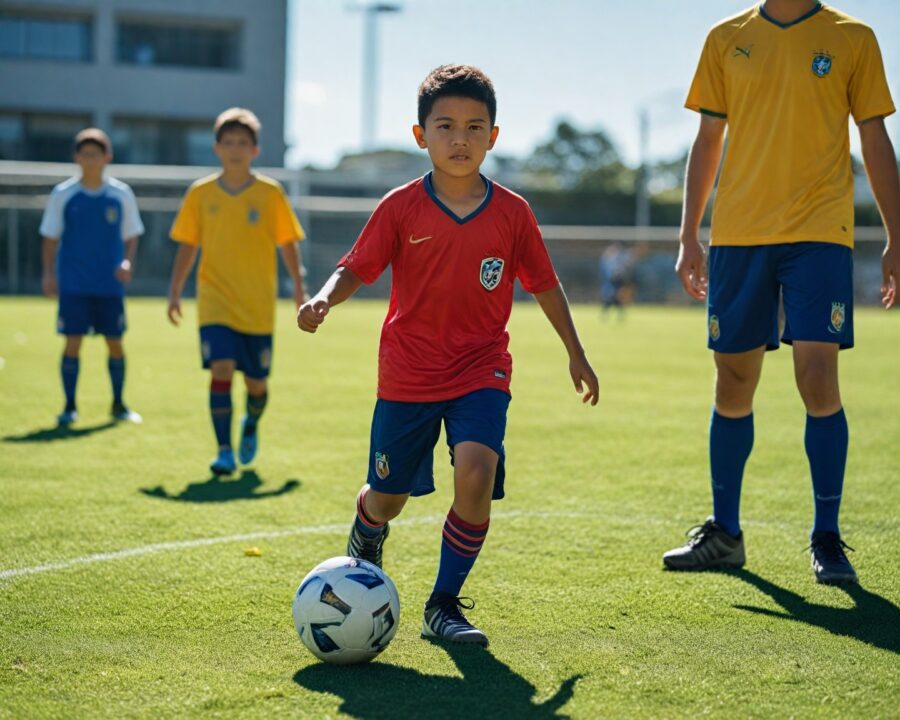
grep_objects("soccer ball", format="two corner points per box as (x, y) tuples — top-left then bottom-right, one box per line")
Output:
(292, 556), (400, 665)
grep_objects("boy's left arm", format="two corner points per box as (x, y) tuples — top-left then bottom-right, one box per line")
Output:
(533, 285), (599, 405)
(859, 117), (900, 309)
(279, 241), (308, 308)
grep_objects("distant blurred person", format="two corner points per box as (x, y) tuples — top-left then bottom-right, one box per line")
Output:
(667, 0), (898, 584)
(167, 108), (306, 476)
(599, 242), (633, 318)
(40, 128), (145, 426)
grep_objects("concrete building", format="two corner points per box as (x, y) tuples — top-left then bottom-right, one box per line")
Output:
(0, 0), (288, 166)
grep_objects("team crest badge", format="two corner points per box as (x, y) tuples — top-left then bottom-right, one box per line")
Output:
(829, 302), (845, 334)
(374, 452), (390, 480)
(248, 208), (260, 224)
(812, 53), (833, 77)
(259, 348), (271, 370)
(105, 206), (119, 224)
(709, 314), (721, 342)
(480, 257), (505, 291)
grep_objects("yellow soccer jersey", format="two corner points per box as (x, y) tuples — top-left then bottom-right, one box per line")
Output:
(686, 2), (895, 248)
(170, 173), (304, 334)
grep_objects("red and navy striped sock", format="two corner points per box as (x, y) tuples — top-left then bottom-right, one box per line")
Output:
(209, 379), (232, 449)
(432, 508), (490, 597)
(354, 485), (385, 538)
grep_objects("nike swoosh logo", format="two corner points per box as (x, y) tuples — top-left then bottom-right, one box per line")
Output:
(408, 235), (433, 244)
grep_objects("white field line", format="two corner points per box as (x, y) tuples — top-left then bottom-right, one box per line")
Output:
(0, 510), (597, 583)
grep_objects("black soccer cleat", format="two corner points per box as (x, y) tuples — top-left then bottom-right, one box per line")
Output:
(422, 593), (488, 646)
(663, 517), (746, 570)
(346, 521), (390, 569)
(809, 531), (858, 585)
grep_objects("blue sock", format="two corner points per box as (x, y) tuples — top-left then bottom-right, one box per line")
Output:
(354, 486), (384, 538)
(710, 410), (754, 538)
(209, 379), (232, 449)
(431, 508), (489, 598)
(61, 356), (79, 412)
(108, 357), (125, 406)
(246, 392), (268, 429)
(806, 409), (848, 536)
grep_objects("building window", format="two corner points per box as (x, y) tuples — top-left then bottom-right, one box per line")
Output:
(0, 12), (92, 62)
(117, 21), (241, 70)
(112, 118), (216, 166)
(0, 112), (91, 161)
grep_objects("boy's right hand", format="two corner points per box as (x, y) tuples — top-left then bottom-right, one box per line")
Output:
(42, 274), (57, 298)
(297, 298), (329, 333)
(167, 297), (182, 326)
(675, 237), (708, 301)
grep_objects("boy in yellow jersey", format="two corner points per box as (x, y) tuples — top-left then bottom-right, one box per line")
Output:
(167, 108), (306, 475)
(665, 0), (899, 584)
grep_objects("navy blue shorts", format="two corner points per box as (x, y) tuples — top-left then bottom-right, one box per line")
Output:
(366, 388), (511, 499)
(57, 294), (126, 337)
(199, 324), (273, 379)
(707, 242), (853, 353)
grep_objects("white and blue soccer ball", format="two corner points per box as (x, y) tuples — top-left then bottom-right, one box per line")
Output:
(292, 556), (400, 665)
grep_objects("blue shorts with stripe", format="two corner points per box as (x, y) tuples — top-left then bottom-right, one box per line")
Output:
(199, 324), (273, 379)
(366, 388), (510, 499)
(57, 294), (126, 337)
(707, 242), (853, 353)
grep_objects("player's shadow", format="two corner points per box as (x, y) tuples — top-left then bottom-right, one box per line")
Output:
(293, 641), (582, 720)
(723, 568), (899, 655)
(3, 421), (117, 443)
(139, 470), (300, 503)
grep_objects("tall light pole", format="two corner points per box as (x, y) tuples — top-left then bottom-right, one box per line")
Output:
(635, 108), (651, 227)
(350, 1), (402, 152)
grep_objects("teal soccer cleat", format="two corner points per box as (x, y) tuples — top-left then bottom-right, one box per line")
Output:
(210, 448), (237, 476)
(238, 416), (258, 465)
(57, 409), (78, 426)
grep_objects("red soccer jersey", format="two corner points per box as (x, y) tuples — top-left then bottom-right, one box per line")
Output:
(339, 173), (559, 402)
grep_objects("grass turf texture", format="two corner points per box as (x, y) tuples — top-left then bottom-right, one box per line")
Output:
(0, 297), (897, 719)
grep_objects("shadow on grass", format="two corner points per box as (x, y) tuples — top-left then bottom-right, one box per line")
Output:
(140, 470), (300, 503)
(293, 641), (581, 720)
(724, 569), (899, 655)
(3, 421), (117, 443)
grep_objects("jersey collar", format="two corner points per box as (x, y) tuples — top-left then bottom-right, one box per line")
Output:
(758, 1), (822, 29)
(216, 174), (257, 196)
(423, 171), (494, 225)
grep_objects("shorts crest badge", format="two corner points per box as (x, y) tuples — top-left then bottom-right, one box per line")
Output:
(829, 302), (845, 334)
(812, 52), (833, 77)
(374, 451), (390, 480)
(709, 314), (721, 342)
(480, 257), (504, 291)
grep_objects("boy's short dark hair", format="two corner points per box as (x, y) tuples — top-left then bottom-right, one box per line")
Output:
(74, 128), (111, 155)
(417, 64), (497, 127)
(214, 107), (262, 144)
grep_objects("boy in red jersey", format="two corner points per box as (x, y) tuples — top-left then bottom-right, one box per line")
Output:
(298, 64), (599, 646)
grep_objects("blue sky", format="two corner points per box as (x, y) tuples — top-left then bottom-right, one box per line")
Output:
(285, 0), (900, 168)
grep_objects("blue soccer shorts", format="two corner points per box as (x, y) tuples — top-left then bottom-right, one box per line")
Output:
(707, 242), (853, 353)
(57, 294), (126, 337)
(199, 324), (273, 379)
(365, 388), (511, 499)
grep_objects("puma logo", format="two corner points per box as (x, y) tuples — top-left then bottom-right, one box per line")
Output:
(734, 45), (753, 59)
(408, 235), (433, 244)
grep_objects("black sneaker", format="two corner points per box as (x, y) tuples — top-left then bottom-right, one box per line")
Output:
(346, 521), (390, 568)
(421, 593), (488, 646)
(809, 531), (858, 585)
(663, 517), (746, 570)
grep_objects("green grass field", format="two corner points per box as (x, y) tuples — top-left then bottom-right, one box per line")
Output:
(0, 297), (897, 719)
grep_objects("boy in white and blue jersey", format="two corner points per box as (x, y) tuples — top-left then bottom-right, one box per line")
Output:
(40, 128), (145, 426)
